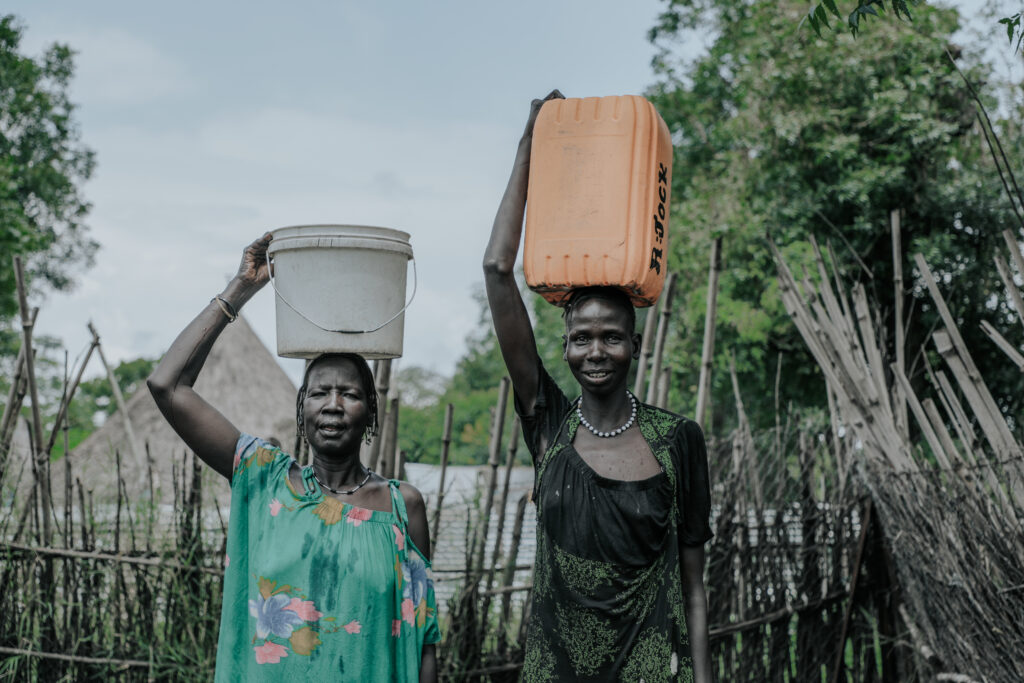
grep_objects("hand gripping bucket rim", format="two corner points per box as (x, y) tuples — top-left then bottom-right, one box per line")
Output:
(266, 224), (415, 359)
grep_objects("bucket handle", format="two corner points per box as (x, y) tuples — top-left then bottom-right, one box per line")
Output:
(265, 252), (417, 334)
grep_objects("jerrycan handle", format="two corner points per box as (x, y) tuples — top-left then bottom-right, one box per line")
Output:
(265, 252), (417, 334)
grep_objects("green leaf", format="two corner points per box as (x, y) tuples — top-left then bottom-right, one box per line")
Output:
(807, 7), (822, 38)
(823, 0), (841, 19)
(815, 5), (831, 30)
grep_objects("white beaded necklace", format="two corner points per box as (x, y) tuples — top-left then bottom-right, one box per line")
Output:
(577, 392), (638, 438)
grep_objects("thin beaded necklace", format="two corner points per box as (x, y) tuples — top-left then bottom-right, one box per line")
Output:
(577, 392), (638, 438)
(311, 466), (373, 495)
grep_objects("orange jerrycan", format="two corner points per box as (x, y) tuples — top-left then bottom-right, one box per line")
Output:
(524, 95), (673, 307)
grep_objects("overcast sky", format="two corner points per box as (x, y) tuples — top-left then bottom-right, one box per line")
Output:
(7, 0), (1014, 386)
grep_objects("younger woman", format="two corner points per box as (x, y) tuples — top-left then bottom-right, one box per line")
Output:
(483, 93), (713, 682)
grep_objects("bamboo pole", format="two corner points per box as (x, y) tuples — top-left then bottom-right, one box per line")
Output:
(394, 446), (405, 481)
(932, 369), (979, 457)
(656, 365), (671, 410)
(430, 403), (455, 544)
(922, 398), (964, 467)
(633, 296), (661, 396)
(479, 414), (521, 635)
(376, 395), (400, 478)
(980, 320), (1024, 371)
(891, 210), (908, 440)
(772, 241), (914, 470)
(365, 359), (392, 470)
(44, 325), (100, 457)
(932, 333), (1024, 509)
(14, 256), (51, 544)
(0, 540), (225, 575)
(891, 366), (953, 470)
(694, 237), (723, 427)
(0, 342), (28, 468)
(487, 415), (521, 589)
(993, 254), (1024, 330)
(913, 254), (1013, 451)
(473, 378), (510, 575)
(89, 322), (145, 475)
(646, 272), (677, 404)
(500, 494), (529, 624)
(1002, 228), (1024, 288)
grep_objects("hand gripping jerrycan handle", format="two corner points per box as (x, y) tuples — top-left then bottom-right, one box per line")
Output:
(265, 251), (418, 334)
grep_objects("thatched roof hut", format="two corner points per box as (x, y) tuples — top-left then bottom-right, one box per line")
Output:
(55, 315), (297, 508)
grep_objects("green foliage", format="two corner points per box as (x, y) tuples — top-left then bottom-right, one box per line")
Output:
(398, 282), (582, 466)
(0, 15), (96, 324)
(648, 0), (1024, 432)
(52, 356), (157, 457)
(802, 0), (1023, 51)
(0, 339), (156, 458)
(999, 12), (1024, 53)
(805, 0), (918, 37)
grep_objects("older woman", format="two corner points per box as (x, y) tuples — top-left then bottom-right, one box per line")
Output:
(148, 233), (439, 682)
(482, 93), (713, 682)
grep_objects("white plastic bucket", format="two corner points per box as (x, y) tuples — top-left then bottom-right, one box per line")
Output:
(267, 224), (415, 360)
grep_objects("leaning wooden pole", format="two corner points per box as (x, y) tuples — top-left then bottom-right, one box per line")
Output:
(694, 237), (723, 427)
(500, 494), (529, 630)
(488, 415), (521, 588)
(473, 377), (510, 575)
(994, 253), (1024, 330)
(1003, 229), (1024, 287)
(0, 343), (28, 469)
(44, 325), (100, 457)
(479, 414), (521, 640)
(633, 296), (661, 396)
(656, 366), (671, 410)
(646, 273), (677, 404)
(916, 254), (1020, 458)
(90, 323), (146, 475)
(14, 256), (51, 544)
(377, 395), (400, 478)
(430, 403), (455, 544)
(365, 359), (392, 470)
(891, 209), (908, 440)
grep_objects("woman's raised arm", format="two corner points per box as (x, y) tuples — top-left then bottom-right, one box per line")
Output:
(482, 91), (562, 414)
(147, 233), (273, 479)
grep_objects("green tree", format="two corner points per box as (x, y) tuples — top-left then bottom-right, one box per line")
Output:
(52, 356), (157, 456)
(647, 0), (1024, 433)
(398, 281), (585, 466)
(0, 15), (96, 324)
(802, 1), (1022, 53)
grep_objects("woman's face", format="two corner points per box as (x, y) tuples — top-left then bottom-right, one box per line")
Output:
(563, 297), (640, 396)
(302, 357), (370, 457)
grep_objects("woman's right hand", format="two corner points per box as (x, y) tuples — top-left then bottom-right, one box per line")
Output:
(521, 89), (565, 141)
(235, 232), (274, 290)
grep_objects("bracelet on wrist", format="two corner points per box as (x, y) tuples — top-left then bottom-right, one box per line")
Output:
(212, 296), (238, 322)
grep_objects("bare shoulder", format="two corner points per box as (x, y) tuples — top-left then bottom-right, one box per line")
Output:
(398, 481), (427, 515)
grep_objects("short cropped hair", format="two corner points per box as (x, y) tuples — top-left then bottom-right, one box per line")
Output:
(562, 286), (637, 332)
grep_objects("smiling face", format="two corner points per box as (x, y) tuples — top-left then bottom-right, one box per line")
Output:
(563, 297), (640, 396)
(301, 356), (371, 458)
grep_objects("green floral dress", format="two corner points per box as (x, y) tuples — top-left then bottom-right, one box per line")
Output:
(518, 366), (713, 682)
(214, 434), (440, 681)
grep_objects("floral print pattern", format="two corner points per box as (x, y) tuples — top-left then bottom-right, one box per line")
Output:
(248, 578), (329, 663)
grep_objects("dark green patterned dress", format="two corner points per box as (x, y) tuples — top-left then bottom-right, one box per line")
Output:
(518, 366), (713, 682)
